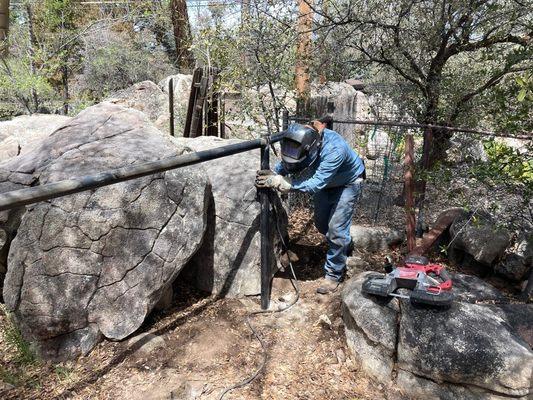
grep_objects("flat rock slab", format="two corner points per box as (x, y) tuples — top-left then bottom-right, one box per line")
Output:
(1, 103), (210, 360)
(452, 273), (508, 303)
(342, 272), (533, 399)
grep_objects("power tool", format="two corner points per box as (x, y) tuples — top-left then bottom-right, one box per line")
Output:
(362, 255), (454, 307)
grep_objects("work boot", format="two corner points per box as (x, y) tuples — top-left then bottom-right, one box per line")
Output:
(316, 277), (340, 295)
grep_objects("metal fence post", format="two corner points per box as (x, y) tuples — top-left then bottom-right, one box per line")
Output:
(169, 78), (175, 137)
(260, 134), (272, 310)
(404, 134), (416, 252)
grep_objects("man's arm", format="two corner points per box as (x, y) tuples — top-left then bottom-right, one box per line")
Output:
(273, 161), (288, 176)
(291, 148), (343, 194)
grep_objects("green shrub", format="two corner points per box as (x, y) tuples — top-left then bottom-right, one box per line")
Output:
(469, 139), (533, 194)
(83, 39), (174, 100)
(1, 305), (37, 365)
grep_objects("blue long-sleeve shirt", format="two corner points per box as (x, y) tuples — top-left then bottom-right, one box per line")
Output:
(274, 128), (365, 194)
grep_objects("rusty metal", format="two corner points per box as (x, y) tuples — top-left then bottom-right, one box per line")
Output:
(404, 134), (416, 252)
(183, 67), (202, 137)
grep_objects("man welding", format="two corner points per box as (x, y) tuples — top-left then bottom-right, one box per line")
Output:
(256, 116), (365, 294)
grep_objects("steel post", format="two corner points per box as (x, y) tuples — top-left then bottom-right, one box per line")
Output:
(259, 134), (271, 310)
(169, 78), (175, 137)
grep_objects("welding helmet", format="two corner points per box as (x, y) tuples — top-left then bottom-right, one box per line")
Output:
(280, 123), (321, 173)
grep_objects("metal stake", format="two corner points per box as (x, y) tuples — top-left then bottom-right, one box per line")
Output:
(259, 134), (272, 310)
(169, 77), (175, 137)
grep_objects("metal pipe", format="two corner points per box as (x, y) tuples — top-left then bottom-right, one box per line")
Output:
(259, 135), (271, 310)
(288, 116), (532, 139)
(0, 135), (285, 212)
(169, 77), (175, 137)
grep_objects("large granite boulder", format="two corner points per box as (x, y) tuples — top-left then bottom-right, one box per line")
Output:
(158, 74), (192, 107)
(365, 129), (391, 160)
(172, 136), (288, 297)
(0, 114), (71, 160)
(446, 133), (488, 164)
(106, 81), (169, 131)
(158, 74), (193, 134)
(0, 103), (210, 360)
(342, 272), (533, 399)
(495, 235), (533, 281)
(449, 211), (511, 267)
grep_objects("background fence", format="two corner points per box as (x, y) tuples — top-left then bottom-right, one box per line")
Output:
(280, 115), (532, 239)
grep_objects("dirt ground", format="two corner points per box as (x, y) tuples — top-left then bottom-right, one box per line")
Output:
(1, 210), (398, 400)
(1, 210), (522, 400)
(0, 272), (389, 400)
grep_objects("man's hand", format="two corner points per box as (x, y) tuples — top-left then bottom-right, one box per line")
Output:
(255, 170), (292, 193)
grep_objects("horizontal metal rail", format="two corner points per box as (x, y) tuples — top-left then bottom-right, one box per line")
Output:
(289, 116), (532, 140)
(0, 133), (284, 212)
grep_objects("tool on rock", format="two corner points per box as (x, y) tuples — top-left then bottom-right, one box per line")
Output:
(362, 255), (454, 307)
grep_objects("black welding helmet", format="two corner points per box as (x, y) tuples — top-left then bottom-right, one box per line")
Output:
(280, 123), (321, 173)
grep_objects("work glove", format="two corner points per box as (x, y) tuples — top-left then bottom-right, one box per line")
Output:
(255, 170), (292, 193)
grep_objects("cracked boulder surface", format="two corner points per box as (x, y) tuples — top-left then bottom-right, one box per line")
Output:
(342, 272), (533, 399)
(0, 103), (210, 360)
(106, 81), (170, 131)
(0, 114), (71, 161)
(172, 136), (288, 297)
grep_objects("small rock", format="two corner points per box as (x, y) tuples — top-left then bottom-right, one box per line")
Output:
(126, 333), (165, 356)
(446, 133), (488, 163)
(280, 250), (299, 269)
(346, 256), (370, 277)
(495, 253), (530, 281)
(170, 380), (206, 400)
(335, 349), (346, 364)
(318, 314), (332, 329)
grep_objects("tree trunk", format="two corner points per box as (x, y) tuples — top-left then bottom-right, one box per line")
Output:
(170, 0), (193, 71)
(295, 0), (313, 116)
(422, 69), (453, 162)
(62, 64), (69, 115)
(0, 0), (9, 56)
(26, 3), (39, 113)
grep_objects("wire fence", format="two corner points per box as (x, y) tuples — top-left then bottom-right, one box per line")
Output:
(280, 115), (532, 237)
